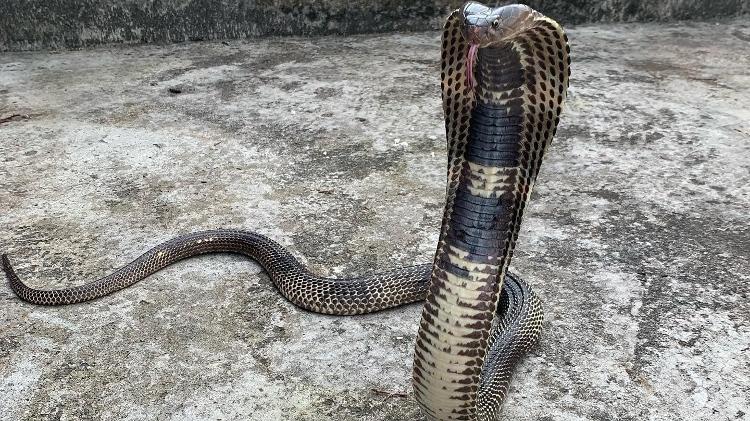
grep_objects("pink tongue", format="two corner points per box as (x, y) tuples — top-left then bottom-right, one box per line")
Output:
(467, 44), (479, 89)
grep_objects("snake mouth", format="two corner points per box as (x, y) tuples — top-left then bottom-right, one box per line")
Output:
(461, 1), (495, 90)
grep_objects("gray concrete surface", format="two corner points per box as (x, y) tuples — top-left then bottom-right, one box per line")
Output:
(1, 18), (749, 421)
(2, 0), (750, 51)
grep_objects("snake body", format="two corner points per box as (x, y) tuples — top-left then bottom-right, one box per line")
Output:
(1, 3), (569, 420)
(414, 4), (569, 419)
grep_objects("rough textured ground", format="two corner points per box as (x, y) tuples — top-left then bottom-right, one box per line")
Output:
(2, 0), (749, 51)
(1, 19), (749, 421)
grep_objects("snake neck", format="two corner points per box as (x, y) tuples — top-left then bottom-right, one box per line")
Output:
(413, 13), (569, 421)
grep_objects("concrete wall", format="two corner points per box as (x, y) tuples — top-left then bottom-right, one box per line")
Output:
(1, 0), (748, 51)
(527, 0), (749, 22)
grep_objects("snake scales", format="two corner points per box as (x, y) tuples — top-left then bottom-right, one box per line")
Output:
(2, 2), (569, 420)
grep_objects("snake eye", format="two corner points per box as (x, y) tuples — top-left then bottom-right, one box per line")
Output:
(491, 19), (500, 29)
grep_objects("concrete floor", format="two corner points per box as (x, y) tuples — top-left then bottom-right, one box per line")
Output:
(1, 19), (749, 421)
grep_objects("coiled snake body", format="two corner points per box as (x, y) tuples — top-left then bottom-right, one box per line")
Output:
(2, 3), (570, 420)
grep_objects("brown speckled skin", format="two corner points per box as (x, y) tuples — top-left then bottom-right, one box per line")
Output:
(3, 231), (527, 317)
(1, 2), (569, 420)
(2, 230), (430, 313)
(413, 3), (569, 420)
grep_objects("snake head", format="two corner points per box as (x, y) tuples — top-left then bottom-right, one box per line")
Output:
(460, 2), (534, 47)
(460, 2), (536, 88)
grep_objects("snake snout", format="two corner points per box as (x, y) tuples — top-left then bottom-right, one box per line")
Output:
(461, 2), (493, 45)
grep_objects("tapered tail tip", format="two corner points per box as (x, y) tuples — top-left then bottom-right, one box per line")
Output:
(1, 254), (17, 280)
(1, 254), (9, 273)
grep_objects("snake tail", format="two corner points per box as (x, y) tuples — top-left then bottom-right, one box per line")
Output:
(1, 230), (431, 313)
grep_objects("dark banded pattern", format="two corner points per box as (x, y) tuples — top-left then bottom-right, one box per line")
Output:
(413, 2), (568, 420)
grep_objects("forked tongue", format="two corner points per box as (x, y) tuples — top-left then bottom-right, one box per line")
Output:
(467, 43), (479, 89)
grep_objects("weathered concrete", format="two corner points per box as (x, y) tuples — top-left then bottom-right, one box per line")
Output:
(528, 0), (750, 23)
(1, 0), (750, 51)
(1, 19), (749, 421)
(0, 0), (448, 52)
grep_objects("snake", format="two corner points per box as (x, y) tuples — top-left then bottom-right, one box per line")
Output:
(1, 2), (569, 420)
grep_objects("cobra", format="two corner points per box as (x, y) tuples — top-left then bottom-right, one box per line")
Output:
(1, 2), (570, 420)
